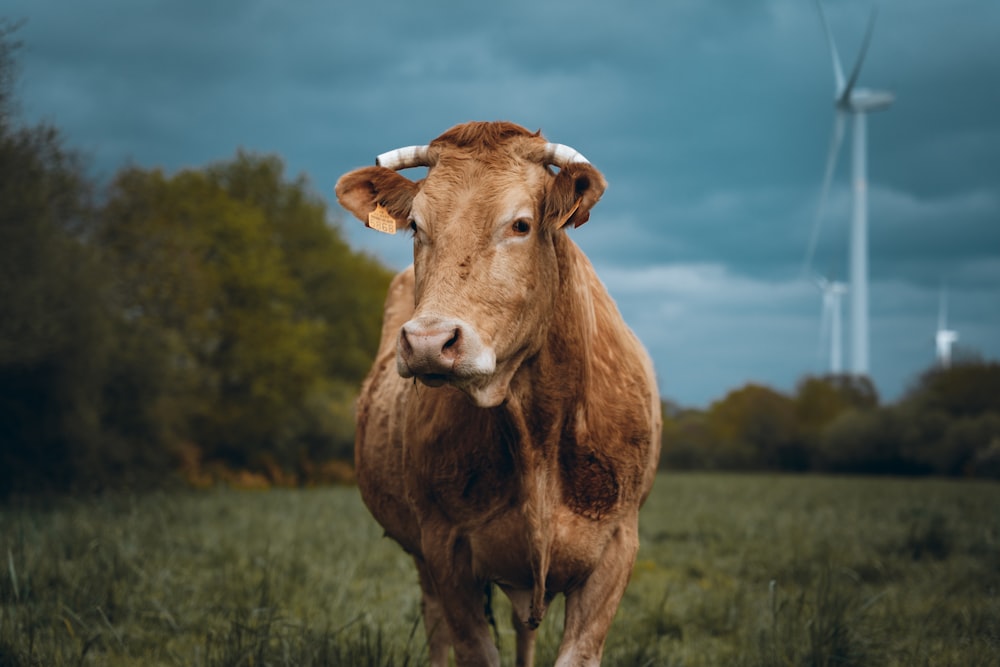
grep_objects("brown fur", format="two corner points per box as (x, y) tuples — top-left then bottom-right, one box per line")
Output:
(336, 122), (661, 667)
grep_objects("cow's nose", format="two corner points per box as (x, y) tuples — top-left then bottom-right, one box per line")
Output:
(398, 320), (464, 378)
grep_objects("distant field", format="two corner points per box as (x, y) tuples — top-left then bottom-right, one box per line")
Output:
(1, 473), (998, 666)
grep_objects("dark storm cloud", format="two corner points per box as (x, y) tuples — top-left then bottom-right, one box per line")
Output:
(6, 0), (999, 405)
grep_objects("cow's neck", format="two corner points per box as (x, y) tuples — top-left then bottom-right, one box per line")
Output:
(507, 232), (595, 415)
(500, 232), (598, 627)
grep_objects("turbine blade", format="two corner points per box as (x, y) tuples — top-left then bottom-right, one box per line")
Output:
(816, 0), (845, 94)
(843, 5), (878, 101)
(802, 110), (846, 277)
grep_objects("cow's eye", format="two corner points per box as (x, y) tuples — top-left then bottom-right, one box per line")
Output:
(512, 219), (531, 235)
(408, 219), (418, 234)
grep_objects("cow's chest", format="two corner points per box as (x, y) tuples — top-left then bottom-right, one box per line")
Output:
(406, 429), (620, 592)
(467, 502), (617, 592)
(407, 428), (520, 521)
(405, 399), (624, 518)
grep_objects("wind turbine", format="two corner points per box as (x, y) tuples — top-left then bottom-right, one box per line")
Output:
(803, 1), (894, 377)
(935, 284), (958, 368)
(816, 277), (848, 374)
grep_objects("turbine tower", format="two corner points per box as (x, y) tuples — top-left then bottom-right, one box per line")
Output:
(935, 285), (958, 368)
(804, 2), (894, 377)
(817, 277), (848, 374)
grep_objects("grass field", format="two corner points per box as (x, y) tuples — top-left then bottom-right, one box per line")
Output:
(1, 473), (998, 666)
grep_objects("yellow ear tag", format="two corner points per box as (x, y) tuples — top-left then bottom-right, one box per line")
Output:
(367, 204), (396, 235)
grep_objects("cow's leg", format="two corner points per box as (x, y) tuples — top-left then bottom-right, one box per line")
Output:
(415, 559), (451, 667)
(512, 608), (538, 667)
(422, 531), (500, 667)
(554, 522), (639, 667)
(502, 587), (538, 667)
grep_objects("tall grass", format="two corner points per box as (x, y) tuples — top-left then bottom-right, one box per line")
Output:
(1, 474), (998, 666)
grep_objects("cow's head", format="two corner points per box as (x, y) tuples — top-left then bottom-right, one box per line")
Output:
(336, 122), (606, 408)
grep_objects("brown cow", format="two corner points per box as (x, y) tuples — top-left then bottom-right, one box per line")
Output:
(336, 121), (660, 667)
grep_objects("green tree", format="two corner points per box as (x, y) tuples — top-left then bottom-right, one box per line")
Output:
(101, 167), (317, 467)
(0, 26), (169, 494)
(0, 26), (393, 492)
(794, 374), (878, 431)
(0, 123), (103, 493)
(705, 384), (801, 470)
(794, 374), (879, 468)
(902, 359), (1000, 419)
(99, 155), (393, 474)
(660, 401), (714, 470)
(894, 359), (1000, 476)
(816, 407), (909, 474)
(206, 151), (391, 386)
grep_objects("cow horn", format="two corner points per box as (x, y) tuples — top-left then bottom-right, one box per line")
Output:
(375, 145), (431, 170)
(543, 143), (591, 167)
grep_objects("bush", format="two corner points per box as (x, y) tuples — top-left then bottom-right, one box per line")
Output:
(815, 408), (908, 474)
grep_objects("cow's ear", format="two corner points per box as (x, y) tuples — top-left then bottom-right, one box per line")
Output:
(335, 166), (420, 232)
(544, 162), (607, 229)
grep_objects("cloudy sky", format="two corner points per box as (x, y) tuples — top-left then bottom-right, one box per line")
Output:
(7, 0), (999, 407)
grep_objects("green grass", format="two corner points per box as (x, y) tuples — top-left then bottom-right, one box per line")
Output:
(2, 474), (998, 666)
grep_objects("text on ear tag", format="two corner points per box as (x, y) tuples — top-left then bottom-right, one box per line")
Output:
(367, 204), (396, 235)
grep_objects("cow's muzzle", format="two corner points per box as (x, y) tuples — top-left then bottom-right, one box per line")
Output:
(397, 316), (495, 387)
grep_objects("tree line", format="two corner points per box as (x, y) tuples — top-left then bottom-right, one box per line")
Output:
(662, 362), (1000, 478)
(0, 26), (393, 495)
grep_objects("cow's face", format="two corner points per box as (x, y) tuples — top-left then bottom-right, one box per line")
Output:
(336, 122), (606, 407)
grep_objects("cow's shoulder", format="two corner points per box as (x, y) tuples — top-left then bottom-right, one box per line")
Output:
(556, 256), (659, 519)
(558, 395), (656, 520)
